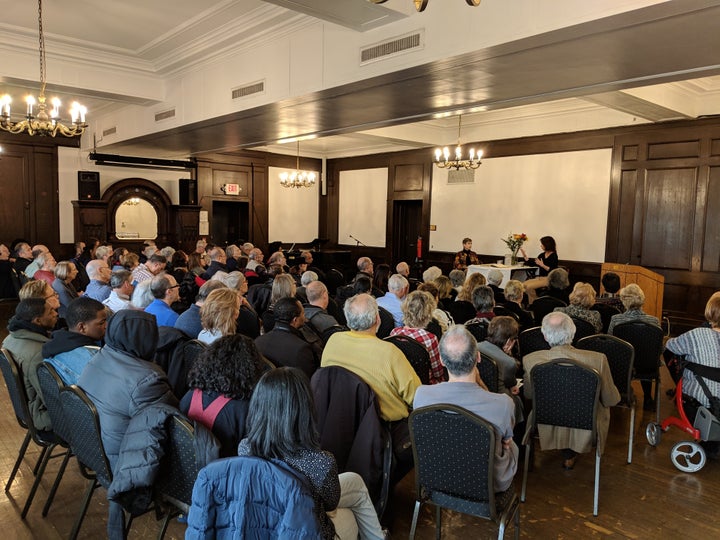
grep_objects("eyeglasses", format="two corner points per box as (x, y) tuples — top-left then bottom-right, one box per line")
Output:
(45, 292), (59, 299)
(168, 285), (180, 289)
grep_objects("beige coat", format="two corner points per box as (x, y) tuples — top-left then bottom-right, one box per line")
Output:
(523, 345), (620, 454)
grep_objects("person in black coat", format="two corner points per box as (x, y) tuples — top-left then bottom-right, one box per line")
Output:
(254, 297), (318, 379)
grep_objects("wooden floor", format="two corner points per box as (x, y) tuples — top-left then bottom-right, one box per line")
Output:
(2, 297), (719, 539)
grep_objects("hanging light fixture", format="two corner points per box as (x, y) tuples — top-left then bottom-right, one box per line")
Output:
(369, 0), (481, 12)
(433, 115), (482, 170)
(279, 141), (316, 189)
(0, 0), (87, 137)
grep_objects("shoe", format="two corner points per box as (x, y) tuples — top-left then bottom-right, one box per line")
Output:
(644, 398), (657, 411)
(562, 456), (577, 470)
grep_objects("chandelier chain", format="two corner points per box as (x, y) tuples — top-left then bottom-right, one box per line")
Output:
(38, 0), (46, 96)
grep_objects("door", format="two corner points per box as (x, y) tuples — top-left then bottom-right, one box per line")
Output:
(212, 201), (249, 247)
(392, 199), (423, 267)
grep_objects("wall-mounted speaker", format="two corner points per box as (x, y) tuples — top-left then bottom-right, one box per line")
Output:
(179, 178), (198, 205)
(78, 171), (100, 200)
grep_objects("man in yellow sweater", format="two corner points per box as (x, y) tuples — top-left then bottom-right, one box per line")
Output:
(322, 293), (421, 477)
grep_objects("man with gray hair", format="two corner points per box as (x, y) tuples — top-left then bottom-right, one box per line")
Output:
(377, 273), (409, 327)
(303, 281), (343, 338)
(487, 268), (506, 304)
(322, 293), (421, 424)
(84, 259), (113, 302)
(523, 312), (620, 470)
(103, 270), (135, 313)
(144, 273), (180, 327)
(414, 325), (519, 493)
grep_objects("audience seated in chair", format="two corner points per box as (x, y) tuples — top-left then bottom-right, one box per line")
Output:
(390, 290), (444, 384)
(237, 368), (386, 540)
(553, 282), (602, 334)
(180, 334), (263, 457)
(377, 274), (409, 328)
(42, 297), (105, 386)
(523, 312), (619, 470)
(174, 280), (227, 338)
(414, 325), (518, 493)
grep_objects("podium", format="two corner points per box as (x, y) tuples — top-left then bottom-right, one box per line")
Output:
(601, 263), (664, 320)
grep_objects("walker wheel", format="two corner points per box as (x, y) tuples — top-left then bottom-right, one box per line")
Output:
(670, 441), (706, 473)
(646, 422), (662, 447)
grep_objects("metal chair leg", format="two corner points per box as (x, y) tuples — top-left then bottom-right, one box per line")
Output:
(21, 443), (56, 519)
(593, 448), (601, 516)
(69, 478), (98, 540)
(33, 446), (48, 476)
(42, 447), (72, 516)
(435, 505), (441, 540)
(655, 376), (661, 425)
(5, 431), (31, 491)
(628, 403), (636, 464)
(513, 501), (520, 540)
(409, 500), (421, 539)
(520, 441), (531, 502)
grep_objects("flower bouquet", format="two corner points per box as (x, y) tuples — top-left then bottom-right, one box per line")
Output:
(501, 233), (528, 265)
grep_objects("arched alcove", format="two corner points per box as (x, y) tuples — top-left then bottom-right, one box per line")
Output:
(103, 178), (173, 245)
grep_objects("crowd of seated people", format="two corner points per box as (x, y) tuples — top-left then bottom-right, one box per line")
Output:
(3, 234), (718, 537)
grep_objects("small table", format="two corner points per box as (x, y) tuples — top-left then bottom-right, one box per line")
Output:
(467, 264), (534, 289)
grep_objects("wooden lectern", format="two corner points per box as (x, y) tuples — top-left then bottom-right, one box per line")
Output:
(600, 263), (664, 320)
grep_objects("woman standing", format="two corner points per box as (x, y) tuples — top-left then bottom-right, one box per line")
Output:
(519, 235), (559, 303)
(238, 368), (386, 540)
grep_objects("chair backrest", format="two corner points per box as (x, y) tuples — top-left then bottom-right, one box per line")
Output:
(465, 319), (489, 343)
(577, 334), (634, 402)
(376, 306), (394, 339)
(36, 362), (72, 443)
(0, 348), (31, 430)
(448, 300), (476, 325)
(591, 303), (621, 333)
(409, 405), (498, 519)
(570, 317), (597, 344)
(59, 385), (113, 488)
(155, 415), (202, 513)
(477, 353), (500, 393)
(493, 305), (520, 323)
(530, 360), (601, 433)
(530, 296), (567, 325)
(384, 334), (431, 385)
(166, 339), (207, 399)
(612, 321), (664, 378)
(518, 326), (550, 358)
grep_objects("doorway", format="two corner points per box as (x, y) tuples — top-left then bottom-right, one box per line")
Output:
(392, 199), (423, 268)
(212, 201), (249, 247)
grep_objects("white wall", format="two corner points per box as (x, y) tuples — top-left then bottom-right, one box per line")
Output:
(338, 168), (388, 248)
(267, 166), (320, 244)
(429, 149), (612, 262)
(57, 147), (185, 243)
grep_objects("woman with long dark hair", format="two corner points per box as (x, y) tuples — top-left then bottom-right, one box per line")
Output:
(180, 334), (264, 457)
(519, 235), (559, 303)
(238, 368), (385, 540)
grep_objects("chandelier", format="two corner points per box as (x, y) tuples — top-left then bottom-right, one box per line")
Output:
(123, 197), (142, 206)
(370, 0), (481, 12)
(279, 141), (316, 189)
(433, 115), (482, 170)
(0, 0), (87, 137)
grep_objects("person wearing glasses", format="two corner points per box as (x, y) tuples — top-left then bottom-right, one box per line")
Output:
(144, 273), (181, 327)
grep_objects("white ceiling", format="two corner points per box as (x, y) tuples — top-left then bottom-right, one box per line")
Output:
(3, 0), (720, 159)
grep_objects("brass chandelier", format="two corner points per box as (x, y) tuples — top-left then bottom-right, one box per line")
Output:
(0, 0), (88, 137)
(370, 0), (481, 12)
(280, 141), (316, 189)
(433, 115), (482, 170)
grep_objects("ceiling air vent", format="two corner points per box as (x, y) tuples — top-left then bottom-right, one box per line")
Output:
(102, 126), (116, 137)
(447, 169), (476, 185)
(154, 109), (176, 122)
(232, 80), (265, 100)
(361, 31), (422, 64)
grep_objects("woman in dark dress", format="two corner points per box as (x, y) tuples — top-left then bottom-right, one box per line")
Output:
(519, 235), (559, 303)
(179, 334), (263, 457)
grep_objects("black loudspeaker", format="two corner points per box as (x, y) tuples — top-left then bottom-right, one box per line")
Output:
(78, 171), (100, 200)
(179, 178), (198, 205)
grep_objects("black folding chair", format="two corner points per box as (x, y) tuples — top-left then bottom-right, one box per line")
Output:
(612, 321), (664, 423)
(494, 305), (520, 323)
(155, 415), (211, 539)
(409, 405), (520, 539)
(449, 300), (476, 325)
(478, 353), (500, 393)
(465, 319), (489, 343)
(517, 327), (550, 358)
(529, 296), (566, 326)
(577, 335), (636, 463)
(0, 348), (66, 519)
(60, 385), (132, 540)
(592, 303), (621, 333)
(384, 334), (432, 385)
(570, 317), (597, 344)
(521, 360), (602, 515)
(377, 306), (395, 339)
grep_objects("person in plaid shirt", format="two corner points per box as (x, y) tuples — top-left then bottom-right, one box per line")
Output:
(390, 290), (444, 384)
